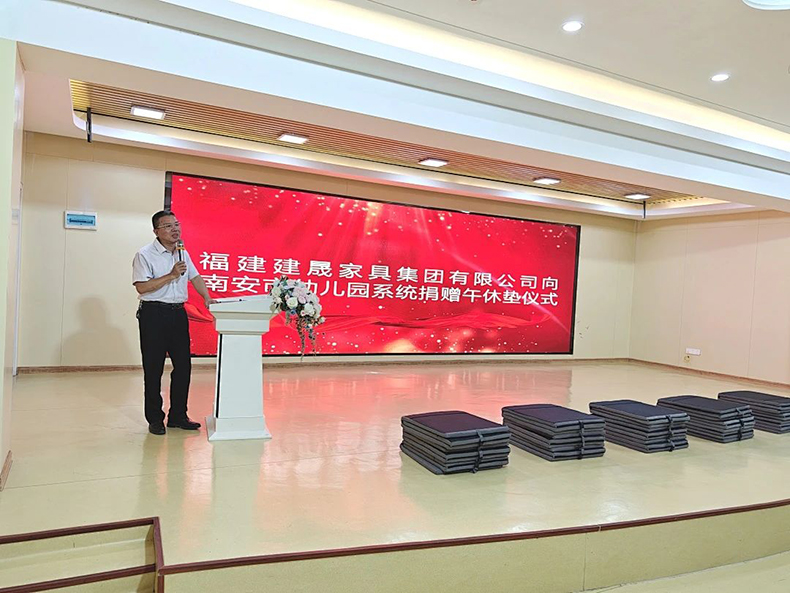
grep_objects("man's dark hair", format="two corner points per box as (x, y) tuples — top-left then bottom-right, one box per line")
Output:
(152, 210), (175, 229)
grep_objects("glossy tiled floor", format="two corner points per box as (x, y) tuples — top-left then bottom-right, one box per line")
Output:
(2, 362), (790, 566)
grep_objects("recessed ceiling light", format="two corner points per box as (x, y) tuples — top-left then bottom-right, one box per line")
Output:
(562, 20), (584, 33)
(625, 193), (651, 200)
(419, 158), (448, 167)
(277, 133), (309, 144)
(710, 73), (730, 82)
(743, 1), (790, 9)
(533, 177), (561, 185)
(130, 106), (165, 120)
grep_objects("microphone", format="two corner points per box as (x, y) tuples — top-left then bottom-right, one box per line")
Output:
(175, 240), (185, 275)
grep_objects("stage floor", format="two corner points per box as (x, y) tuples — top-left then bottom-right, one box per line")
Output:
(3, 361), (790, 566)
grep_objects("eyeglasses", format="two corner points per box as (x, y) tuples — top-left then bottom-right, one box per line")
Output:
(156, 222), (181, 230)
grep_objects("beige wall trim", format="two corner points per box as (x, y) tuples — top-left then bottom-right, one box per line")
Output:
(627, 358), (790, 389)
(244, 357), (631, 369)
(16, 358), (633, 374)
(0, 450), (11, 492)
(16, 358), (789, 390)
(17, 365), (143, 374)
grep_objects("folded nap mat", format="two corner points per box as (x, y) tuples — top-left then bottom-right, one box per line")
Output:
(502, 404), (605, 462)
(399, 443), (509, 475)
(589, 400), (689, 453)
(718, 391), (790, 434)
(507, 423), (605, 449)
(401, 434), (510, 466)
(506, 434), (605, 462)
(502, 404), (605, 435)
(400, 411), (511, 475)
(401, 423), (511, 452)
(657, 395), (754, 443)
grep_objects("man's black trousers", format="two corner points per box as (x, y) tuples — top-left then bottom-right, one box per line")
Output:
(137, 301), (192, 425)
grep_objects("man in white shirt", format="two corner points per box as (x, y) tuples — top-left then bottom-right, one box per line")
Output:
(132, 210), (215, 435)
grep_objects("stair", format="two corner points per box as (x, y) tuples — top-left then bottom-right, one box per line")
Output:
(0, 519), (160, 592)
(589, 550), (790, 592)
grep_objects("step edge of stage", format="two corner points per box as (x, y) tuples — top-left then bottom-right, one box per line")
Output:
(159, 495), (790, 575)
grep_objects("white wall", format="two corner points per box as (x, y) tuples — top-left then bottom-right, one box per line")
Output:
(630, 212), (790, 384)
(19, 133), (636, 367)
(0, 39), (25, 474)
(17, 134), (790, 384)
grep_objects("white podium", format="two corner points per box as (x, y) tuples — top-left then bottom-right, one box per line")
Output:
(206, 295), (276, 441)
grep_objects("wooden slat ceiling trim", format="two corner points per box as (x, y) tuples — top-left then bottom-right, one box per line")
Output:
(70, 81), (706, 204)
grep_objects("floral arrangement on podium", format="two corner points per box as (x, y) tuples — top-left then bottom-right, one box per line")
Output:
(269, 276), (325, 356)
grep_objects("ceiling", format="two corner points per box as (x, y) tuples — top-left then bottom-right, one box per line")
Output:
(335, 0), (790, 131)
(69, 81), (704, 205)
(9, 0), (787, 218)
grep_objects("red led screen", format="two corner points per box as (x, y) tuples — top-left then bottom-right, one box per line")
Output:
(168, 174), (580, 356)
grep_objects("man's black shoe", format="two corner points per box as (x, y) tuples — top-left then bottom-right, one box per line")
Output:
(166, 417), (201, 430)
(148, 423), (166, 435)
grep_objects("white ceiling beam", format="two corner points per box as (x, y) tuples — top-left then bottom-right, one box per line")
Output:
(3, 0), (789, 213)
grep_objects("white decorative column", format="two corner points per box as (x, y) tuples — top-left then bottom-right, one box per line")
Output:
(206, 295), (275, 441)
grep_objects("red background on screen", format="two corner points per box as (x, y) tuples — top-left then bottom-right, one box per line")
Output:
(169, 175), (579, 356)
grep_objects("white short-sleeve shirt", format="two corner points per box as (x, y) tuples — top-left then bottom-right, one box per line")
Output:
(132, 239), (199, 303)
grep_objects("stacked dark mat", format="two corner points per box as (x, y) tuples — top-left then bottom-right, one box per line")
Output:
(589, 399), (690, 453)
(501, 404), (605, 461)
(657, 395), (754, 443)
(400, 411), (511, 474)
(719, 391), (790, 434)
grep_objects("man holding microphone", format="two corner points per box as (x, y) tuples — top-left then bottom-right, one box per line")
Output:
(132, 210), (215, 435)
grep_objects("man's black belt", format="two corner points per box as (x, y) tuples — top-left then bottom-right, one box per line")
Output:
(140, 301), (185, 309)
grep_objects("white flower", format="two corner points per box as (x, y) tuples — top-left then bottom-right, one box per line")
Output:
(303, 303), (316, 316)
(272, 286), (282, 297)
(286, 296), (298, 309)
